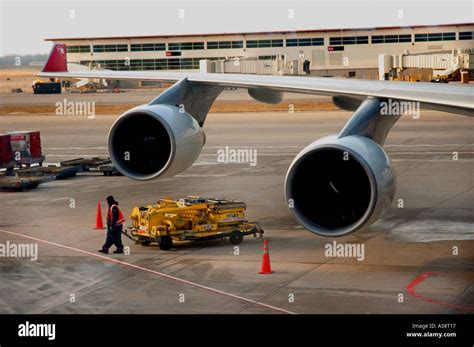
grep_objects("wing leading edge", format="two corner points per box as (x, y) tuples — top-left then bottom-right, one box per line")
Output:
(39, 44), (474, 116)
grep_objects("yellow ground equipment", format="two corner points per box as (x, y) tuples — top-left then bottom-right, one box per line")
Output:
(124, 196), (264, 250)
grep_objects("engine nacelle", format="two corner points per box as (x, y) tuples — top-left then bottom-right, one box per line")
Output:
(108, 104), (205, 180)
(285, 135), (396, 237)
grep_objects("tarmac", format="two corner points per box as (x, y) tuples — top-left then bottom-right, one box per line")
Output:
(0, 89), (322, 106)
(0, 95), (473, 314)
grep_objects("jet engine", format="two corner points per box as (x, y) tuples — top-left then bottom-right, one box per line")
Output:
(108, 104), (205, 180)
(285, 135), (396, 237)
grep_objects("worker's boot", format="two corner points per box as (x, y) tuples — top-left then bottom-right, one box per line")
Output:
(113, 248), (124, 254)
(98, 248), (108, 254)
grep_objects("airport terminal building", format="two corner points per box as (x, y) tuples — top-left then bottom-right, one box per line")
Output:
(47, 23), (474, 80)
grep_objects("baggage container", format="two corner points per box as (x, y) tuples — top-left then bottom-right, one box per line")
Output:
(0, 134), (14, 168)
(7, 131), (44, 166)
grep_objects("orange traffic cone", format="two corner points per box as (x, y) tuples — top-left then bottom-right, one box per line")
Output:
(94, 201), (105, 229)
(259, 239), (274, 274)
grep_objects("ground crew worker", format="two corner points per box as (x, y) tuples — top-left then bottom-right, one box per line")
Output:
(99, 195), (125, 254)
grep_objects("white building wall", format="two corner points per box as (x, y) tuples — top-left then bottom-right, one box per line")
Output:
(53, 24), (474, 75)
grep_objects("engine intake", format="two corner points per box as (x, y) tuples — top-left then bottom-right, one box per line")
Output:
(108, 104), (204, 180)
(285, 135), (396, 236)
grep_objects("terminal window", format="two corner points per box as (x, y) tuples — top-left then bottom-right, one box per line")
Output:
(82, 56), (247, 71)
(371, 34), (411, 44)
(207, 41), (244, 49)
(459, 31), (473, 40)
(286, 38), (324, 47)
(93, 44), (128, 53)
(130, 43), (166, 51)
(98, 58), (208, 70)
(258, 55), (278, 60)
(67, 45), (91, 53)
(414, 32), (456, 42)
(246, 39), (284, 48)
(168, 42), (205, 51)
(329, 36), (368, 45)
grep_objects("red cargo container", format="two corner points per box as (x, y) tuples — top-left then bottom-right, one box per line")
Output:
(0, 134), (14, 167)
(7, 131), (44, 166)
(28, 131), (42, 158)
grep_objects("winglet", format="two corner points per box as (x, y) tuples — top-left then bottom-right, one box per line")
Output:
(42, 44), (68, 72)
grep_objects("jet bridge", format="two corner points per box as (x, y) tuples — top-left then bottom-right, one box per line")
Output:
(379, 49), (472, 81)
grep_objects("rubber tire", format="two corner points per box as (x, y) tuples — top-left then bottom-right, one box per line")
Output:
(159, 236), (173, 250)
(229, 231), (243, 245)
(139, 239), (151, 246)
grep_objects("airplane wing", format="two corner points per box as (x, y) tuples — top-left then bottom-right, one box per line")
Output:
(37, 44), (474, 237)
(39, 44), (474, 117)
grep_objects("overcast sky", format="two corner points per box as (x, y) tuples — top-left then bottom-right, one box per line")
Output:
(1, 0), (472, 55)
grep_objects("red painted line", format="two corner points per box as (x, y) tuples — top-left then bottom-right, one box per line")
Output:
(0, 229), (295, 315)
(406, 271), (474, 312)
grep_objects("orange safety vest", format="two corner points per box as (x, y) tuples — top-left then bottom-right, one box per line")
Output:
(108, 204), (125, 225)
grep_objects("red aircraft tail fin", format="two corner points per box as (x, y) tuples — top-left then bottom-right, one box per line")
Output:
(42, 44), (68, 72)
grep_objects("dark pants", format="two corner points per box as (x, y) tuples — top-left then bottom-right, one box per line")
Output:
(102, 224), (124, 251)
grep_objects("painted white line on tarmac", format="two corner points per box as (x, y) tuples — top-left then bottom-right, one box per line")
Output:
(43, 147), (108, 150)
(386, 151), (474, 154)
(204, 146), (302, 149)
(391, 159), (474, 162)
(44, 154), (107, 157)
(44, 152), (474, 159)
(203, 144), (474, 149)
(175, 173), (234, 177)
(42, 144), (474, 151)
(385, 144), (474, 147)
(0, 229), (295, 315)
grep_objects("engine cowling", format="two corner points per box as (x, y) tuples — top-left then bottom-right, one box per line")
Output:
(108, 104), (205, 180)
(285, 135), (396, 237)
